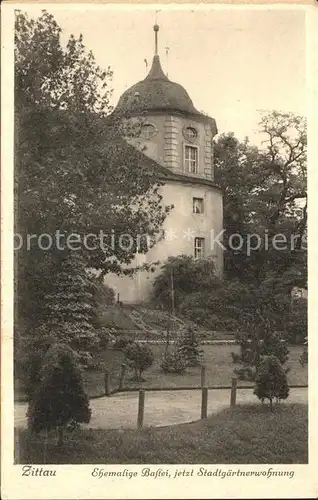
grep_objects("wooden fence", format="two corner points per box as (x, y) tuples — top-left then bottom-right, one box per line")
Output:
(135, 376), (238, 429)
(104, 365), (239, 429)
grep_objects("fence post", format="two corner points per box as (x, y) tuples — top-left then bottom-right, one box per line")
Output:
(118, 363), (126, 391)
(200, 365), (206, 388)
(230, 377), (237, 407)
(104, 370), (111, 396)
(137, 390), (145, 429)
(201, 387), (208, 419)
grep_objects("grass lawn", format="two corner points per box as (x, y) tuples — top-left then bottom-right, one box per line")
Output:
(15, 403), (308, 464)
(15, 344), (308, 400)
(82, 344), (307, 397)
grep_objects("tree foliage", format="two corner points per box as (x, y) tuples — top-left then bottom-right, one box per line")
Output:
(15, 10), (170, 333)
(160, 348), (187, 374)
(233, 329), (289, 381)
(27, 343), (91, 445)
(15, 331), (57, 399)
(123, 342), (154, 381)
(39, 252), (98, 350)
(177, 327), (203, 367)
(15, 10), (112, 113)
(287, 296), (307, 344)
(152, 255), (221, 309)
(254, 355), (289, 411)
(214, 111), (307, 289)
(180, 274), (292, 379)
(213, 113), (307, 370)
(169, 112), (308, 366)
(89, 276), (116, 330)
(153, 112), (307, 343)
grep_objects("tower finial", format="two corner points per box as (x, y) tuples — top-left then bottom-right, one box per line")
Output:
(153, 24), (159, 56)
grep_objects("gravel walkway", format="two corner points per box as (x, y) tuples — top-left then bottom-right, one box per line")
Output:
(14, 387), (307, 430)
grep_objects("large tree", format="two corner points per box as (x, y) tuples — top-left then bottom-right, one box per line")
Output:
(214, 111), (307, 291)
(15, 11), (170, 331)
(156, 113), (307, 355)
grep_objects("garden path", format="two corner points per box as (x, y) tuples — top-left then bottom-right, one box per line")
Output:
(14, 387), (307, 430)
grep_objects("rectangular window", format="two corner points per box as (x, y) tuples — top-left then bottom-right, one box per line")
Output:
(185, 145), (198, 174)
(193, 197), (204, 214)
(194, 237), (205, 259)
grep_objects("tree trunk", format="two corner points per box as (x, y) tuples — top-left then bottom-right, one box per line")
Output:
(269, 398), (273, 413)
(57, 426), (64, 447)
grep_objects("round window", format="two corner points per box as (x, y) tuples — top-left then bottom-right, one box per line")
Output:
(183, 126), (198, 141)
(140, 123), (157, 139)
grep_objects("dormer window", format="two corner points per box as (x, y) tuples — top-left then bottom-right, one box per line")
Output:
(184, 145), (198, 174)
(140, 123), (157, 139)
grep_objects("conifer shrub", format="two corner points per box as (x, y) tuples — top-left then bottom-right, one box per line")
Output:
(259, 333), (289, 365)
(16, 331), (57, 399)
(160, 348), (187, 374)
(123, 342), (154, 381)
(254, 355), (289, 411)
(177, 326), (203, 367)
(233, 331), (289, 381)
(27, 343), (91, 445)
(42, 253), (99, 352)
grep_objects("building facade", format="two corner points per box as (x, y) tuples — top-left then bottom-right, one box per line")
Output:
(106, 26), (223, 303)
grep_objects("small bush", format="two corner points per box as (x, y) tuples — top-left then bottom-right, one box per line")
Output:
(75, 350), (93, 367)
(177, 327), (203, 367)
(254, 355), (289, 411)
(75, 350), (102, 371)
(232, 332), (289, 381)
(152, 255), (220, 309)
(15, 330), (57, 398)
(123, 342), (154, 381)
(259, 333), (289, 365)
(234, 365), (255, 381)
(160, 348), (187, 374)
(113, 337), (133, 351)
(97, 327), (117, 349)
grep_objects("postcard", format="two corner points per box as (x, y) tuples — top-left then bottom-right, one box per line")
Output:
(1, 2), (317, 499)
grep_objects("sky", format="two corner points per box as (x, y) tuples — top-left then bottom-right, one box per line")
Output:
(23, 5), (306, 145)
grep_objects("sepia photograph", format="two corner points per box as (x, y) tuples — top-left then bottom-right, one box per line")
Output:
(1, 2), (316, 498)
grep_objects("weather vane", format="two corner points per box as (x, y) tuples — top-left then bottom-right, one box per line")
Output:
(165, 46), (170, 77)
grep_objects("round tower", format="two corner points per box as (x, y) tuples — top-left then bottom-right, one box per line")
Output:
(106, 25), (223, 303)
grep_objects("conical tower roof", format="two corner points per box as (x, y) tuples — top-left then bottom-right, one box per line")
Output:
(113, 26), (204, 118)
